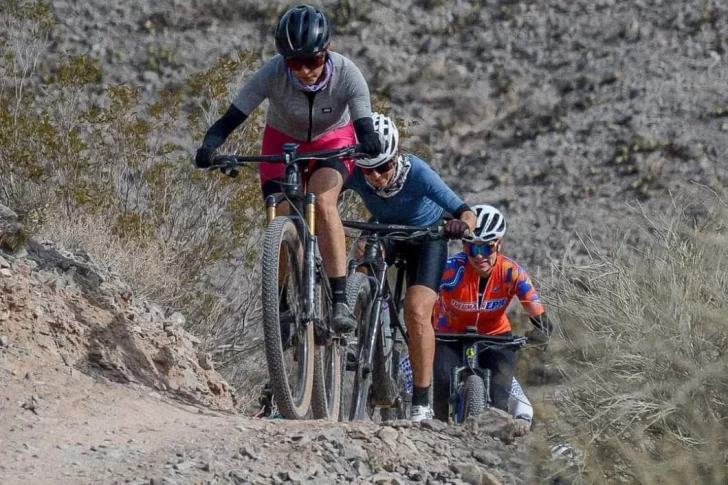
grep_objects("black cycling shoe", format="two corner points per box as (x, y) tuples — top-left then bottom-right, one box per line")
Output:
(331, 302), (357, 334)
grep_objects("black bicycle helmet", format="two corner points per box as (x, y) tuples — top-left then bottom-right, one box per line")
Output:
(274, 5), (331, 58)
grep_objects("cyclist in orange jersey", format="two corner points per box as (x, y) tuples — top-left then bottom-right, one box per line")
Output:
(431, 204), (553, 419)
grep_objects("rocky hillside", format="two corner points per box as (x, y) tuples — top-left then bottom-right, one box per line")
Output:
(0, 205), (536, 484)
(0, 204), (235, 411)
(45, 0), (728, 266)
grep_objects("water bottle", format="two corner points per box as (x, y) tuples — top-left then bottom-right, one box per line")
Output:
(400, 354), (414, 395)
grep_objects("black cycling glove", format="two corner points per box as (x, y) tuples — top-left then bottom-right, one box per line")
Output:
(444, 219), (470, 239)
(353, 117), (383, 156)
(194, 146), (216, 168)
(194, 104), (248, 169)
(359, 131), (383, 156)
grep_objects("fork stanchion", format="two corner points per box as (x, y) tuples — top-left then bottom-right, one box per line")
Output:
(305, 193), (316, 235)
(265, 195), (277, 224)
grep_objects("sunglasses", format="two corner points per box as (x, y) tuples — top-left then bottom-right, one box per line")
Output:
(464, 240), (499, 258)
(361, 160), (394, 176)
(284, 53), (326, 71)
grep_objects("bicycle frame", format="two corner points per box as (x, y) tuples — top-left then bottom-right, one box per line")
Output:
(346, 233), (409, 382)
(211, 142), (362, 419)
(263, 143), (330, 335)
(437, 332), (527, 423)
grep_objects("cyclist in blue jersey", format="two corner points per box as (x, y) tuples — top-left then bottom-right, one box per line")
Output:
(345, 113), (476, 421)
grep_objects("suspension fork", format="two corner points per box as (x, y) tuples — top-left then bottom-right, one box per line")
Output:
(449, 364), (465, 418)
(302, 192), (317, 322)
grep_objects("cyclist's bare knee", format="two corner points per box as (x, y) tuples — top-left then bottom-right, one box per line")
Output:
(355, 239), (366, 259)
(404, 286), (437, 331)
(309, 167), (344, 210)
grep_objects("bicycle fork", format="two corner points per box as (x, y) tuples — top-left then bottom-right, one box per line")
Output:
(302, 193), (317, 324)
(448, 365), (466, 424)
(365, 259), (401, 406)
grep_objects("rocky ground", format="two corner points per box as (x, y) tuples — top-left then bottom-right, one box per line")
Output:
(0, 205), (538, 484)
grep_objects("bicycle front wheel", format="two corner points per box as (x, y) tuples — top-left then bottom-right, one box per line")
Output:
(462, 374), (486, 422)
(343, 272), (374, 421)
(262, 216), (314, 420)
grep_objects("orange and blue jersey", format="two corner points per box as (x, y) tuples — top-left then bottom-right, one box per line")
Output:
(432, 252), (545, 335)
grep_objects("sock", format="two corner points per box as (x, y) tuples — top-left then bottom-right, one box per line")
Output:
(412, 385), (429, 407)
(330, 276), (347, 305)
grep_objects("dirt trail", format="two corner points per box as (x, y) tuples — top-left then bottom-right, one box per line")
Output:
(0, 206), (536, 485)
(1, 360), (534, 485)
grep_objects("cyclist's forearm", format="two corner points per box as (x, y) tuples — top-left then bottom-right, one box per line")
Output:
(201, 105), (248, 149)
(456, 205), (476, 231)
(529, 312), (553, 334)
(352, 116), (375, 140)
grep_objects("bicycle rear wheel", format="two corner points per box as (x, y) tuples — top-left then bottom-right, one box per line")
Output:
(262, 216), (314, 420)
(311, 277), (342, 421)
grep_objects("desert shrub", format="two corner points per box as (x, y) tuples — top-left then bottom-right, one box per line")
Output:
(0, 0), (269, 399)
(0, 0), (416, 409)
(536, 192), (728, 484)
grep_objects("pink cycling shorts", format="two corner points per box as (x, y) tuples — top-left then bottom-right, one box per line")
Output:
(259, 123), (357, 197)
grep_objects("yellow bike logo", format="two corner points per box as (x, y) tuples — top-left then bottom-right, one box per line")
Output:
(466, 346), (476, 366)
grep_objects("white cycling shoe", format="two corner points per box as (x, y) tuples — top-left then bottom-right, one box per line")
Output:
(410, 405), (434, 422)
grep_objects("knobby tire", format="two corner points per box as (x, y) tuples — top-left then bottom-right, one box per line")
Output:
(463, 374), (486, 421)
(261, 217), (314, 420)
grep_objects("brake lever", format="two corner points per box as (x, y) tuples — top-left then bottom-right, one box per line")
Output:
(220, 166), (239, 178)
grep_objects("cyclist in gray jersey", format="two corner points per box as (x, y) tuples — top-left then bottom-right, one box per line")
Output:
(193, 5), (383, 332)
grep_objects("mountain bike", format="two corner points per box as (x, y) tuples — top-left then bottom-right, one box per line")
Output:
(340, 220), (456, 422)
(435, 329), (527, 424)
(211, 143), (364, 420)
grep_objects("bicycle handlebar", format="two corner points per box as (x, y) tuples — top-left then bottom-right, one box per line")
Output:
(434, 332), (528, 348)
(342, 220), (441, 234)
(209, 144), (365, 169)
(342, 220), (453, 242)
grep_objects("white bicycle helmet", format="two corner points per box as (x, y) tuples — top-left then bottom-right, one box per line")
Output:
(464, 204), (507, 242)
(357, 112), (398, 168)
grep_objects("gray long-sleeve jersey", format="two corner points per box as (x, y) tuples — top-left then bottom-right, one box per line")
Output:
(232, 52), (372, 142)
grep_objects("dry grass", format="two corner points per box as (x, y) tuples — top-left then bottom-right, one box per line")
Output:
(0, 2), (272, 407)
(0, 2), (391, 412)
(535, 190), (728, 484)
